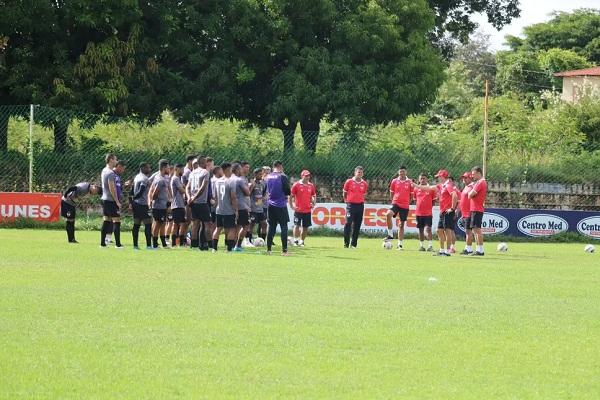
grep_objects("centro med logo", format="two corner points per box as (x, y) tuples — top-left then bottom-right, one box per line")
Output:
(517, 214), (568, 237)
(577, 216), (600, 239)
(457, 212), (508, 234)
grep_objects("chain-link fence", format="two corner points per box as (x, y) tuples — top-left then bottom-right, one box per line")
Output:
(1, 104), (600, 211)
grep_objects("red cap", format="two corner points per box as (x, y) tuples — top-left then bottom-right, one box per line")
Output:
(461, 172), (472, 179)
(301, 170), (311, 177)
(435, 169), (449, 178)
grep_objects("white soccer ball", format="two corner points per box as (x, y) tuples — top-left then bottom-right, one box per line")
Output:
(584, 244), (595, 253)
(253, 238), (265, 247)
(497, 242), (508, 252)
(288, 237), (294, 245)
(382, 241), (393, 250)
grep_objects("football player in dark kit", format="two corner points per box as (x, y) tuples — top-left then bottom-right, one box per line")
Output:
(148, 159), (171, 249)
(61, 182), (101, 243)
(100, 153), (124, 248)
(130, 162), (153, 249)
(170, 164), (188, 247)
(249, 168), (267, 243)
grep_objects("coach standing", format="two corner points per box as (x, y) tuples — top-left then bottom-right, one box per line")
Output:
(265, 160), (291, 256)
(468, 166), (487, 256)
(100, 153), (123, 248)
(343, 166), (368, 249)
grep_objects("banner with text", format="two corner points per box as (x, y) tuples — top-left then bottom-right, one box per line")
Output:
(300, 203), (600, 239)
(0, 192), (62, 223)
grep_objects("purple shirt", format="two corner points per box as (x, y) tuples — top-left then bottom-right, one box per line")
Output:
(266, 172), (289, 208)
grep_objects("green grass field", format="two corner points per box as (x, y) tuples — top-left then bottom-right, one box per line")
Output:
(1, 229), (599, 399)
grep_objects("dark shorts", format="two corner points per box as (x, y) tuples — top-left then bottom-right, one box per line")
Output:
(152, 208), (167, 223)
(294, 212), (312, 227)
(216, 214), (236, 228)
(172, 208), (186, 224)
(191, 203), (212, 222)
(345, 203), (364, 224)
(132, 203), (150, 220)
(416, 215), (432, 229)
(462, 216), (472, 230)
(60, 200), (76, 219)
(470, 211), (484, 229)
(237, 209), (250, 226)
(390, 204), (409, 222)
(211, 209), (217, 223)
(268, 205), (290, 226)
(438, 211), (456, 230)
(102, 200), (120, 218)
(251, 212), (266, 223)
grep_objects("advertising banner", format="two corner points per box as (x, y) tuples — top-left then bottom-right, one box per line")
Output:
(0, 192), (62, 223)
(300, 203), (600, 239)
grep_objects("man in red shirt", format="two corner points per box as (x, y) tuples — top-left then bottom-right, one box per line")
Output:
(412, 169), (457, 256)
(459, 172), (475, 255)
(384, 166), (413, 250)
(468, 166), (487, 256)
(435, 170), (459, 256)
(413, 173), (435, 252)
(343, 166), (368, 248)
(447, 176), (461, 253)
(290, 170), (317, 247)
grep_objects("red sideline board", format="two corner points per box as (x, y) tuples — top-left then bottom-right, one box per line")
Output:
(0, 192), (62, 223)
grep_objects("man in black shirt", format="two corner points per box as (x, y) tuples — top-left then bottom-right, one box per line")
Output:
(61, 182), (101, 243)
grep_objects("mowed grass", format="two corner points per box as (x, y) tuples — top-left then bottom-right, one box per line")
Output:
(1, 229), (599, 399)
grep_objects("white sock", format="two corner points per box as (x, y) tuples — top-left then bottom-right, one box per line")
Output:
(398, 240), (403, 246)
(419, 241), (424, 247)
(477, 245), (484, 252)
(466, 245), (473, 252)
(428, 241), (433, 248)
(387, 229), (393, 237)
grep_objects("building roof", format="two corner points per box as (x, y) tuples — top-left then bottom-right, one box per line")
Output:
(554, 66), (600, 77)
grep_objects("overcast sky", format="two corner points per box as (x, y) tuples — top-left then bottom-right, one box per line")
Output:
(474, 0), (600, 51)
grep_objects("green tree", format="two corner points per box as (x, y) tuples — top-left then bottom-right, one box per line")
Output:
(537, 48), (592, 87)
(453, 94), (583, 165)
(453, 32), (496, 96)
(428, 61), (475, 122)
(513, 9), (600, 62)
(495, 48), (592, 98)
(428, 0), (520, 46)
(168, 0), (445, 153)
(0, 0), (169, 152)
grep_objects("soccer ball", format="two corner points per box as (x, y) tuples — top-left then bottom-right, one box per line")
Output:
(253, 238), (265, 247)
(584, 244), (595, 253)
(288, 237), (295, 245)
(497, 242), (508, 252)
(382, 241), (393, 250)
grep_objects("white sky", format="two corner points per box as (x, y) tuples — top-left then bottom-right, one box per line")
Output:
(474, 0), (600, 51)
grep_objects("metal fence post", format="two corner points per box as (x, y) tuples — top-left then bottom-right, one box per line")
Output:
(29, 104), (34, 192)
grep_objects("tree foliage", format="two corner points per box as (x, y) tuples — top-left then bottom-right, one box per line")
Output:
(167, 0), (445, 153)
(508, 9), (600, 62)
(428, 0), (520, 46)
(0, 0), (169, 151)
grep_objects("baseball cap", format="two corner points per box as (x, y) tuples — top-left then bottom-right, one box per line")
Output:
(461, 172), (472, 179)
(434, 169), (449, 178)
(301, 169), (311, 177)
